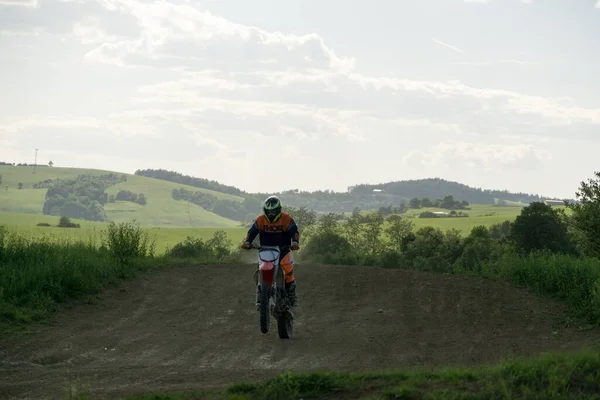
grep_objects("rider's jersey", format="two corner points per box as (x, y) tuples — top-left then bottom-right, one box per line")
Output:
(244, 212), (299, 247)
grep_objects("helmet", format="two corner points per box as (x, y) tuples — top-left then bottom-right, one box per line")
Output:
(263, 195), (282, 222)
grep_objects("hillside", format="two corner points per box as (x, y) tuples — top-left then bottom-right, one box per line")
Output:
(135, 169), (565, 212)
(0, 163), (566, 226)
(0, 165), (242, 228)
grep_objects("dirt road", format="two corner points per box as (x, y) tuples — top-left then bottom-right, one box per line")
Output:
(1, 263), (599, 399)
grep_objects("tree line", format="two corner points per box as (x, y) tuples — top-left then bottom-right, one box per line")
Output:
(42, 173), (128, 221)
(132, 167), (555, 213)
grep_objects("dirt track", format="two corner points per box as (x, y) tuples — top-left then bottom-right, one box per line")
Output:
(1, 263), (599, 399)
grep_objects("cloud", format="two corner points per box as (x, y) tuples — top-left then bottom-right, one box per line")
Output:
(0, 0), (37, 7)
(432, 39), (473, 56)
(73, 0), (355, 74)
(0, 0), (599, 198)
(403, 142), (552, 170)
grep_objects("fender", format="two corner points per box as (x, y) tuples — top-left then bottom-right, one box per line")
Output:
(259, 261), (275, 285)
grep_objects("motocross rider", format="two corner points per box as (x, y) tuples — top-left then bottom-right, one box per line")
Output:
(241, 195), (300, 308)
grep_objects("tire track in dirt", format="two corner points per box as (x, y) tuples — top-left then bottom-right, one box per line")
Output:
(1, 263), (599, 399)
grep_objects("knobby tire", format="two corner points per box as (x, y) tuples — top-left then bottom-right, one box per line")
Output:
(259, 284), (271, 334)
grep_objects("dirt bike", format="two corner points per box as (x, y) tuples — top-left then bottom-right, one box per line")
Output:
(248, 244), (295, 339)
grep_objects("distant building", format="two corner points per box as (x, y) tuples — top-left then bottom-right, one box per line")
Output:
(544, 199), (565, 207)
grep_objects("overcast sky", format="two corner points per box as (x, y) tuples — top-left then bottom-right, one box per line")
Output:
(1, 0), (599, 198)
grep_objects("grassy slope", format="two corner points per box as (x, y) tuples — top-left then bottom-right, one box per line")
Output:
(0, 166), (242, 228)
(0, 205), (536, 251)
(404, 204), (523, 233)
(0, 212), (248, 254)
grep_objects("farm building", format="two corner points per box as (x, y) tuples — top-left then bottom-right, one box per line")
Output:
(544, 199), (565, 207)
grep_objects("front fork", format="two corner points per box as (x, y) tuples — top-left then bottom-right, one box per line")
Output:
(254, 266), (284, 311)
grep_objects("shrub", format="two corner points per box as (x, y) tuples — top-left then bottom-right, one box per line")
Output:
(102, 221), (155, 265)
(165, 231), (236, 262)
(299, 231), (354, 264)
(57, 216), (80, 228)
(0, 228), (160, 323)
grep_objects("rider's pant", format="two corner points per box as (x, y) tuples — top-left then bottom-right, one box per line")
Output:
(280, 251), (295, 284)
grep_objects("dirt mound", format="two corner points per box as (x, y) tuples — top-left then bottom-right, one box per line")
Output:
(1, 264), (599, 399)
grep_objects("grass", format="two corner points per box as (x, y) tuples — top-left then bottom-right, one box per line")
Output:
(0, 212), (247, 254)
(0, 205), (530, 254)
(491, 251), (600, 324)
(402, 204), (524, 234)
(0, 165), (242, 228)
(0, 223), (158, 325)
(125, 349), (600, 399)
(0, 221), (243, 327)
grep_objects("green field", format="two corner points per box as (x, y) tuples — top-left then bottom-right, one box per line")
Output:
(0, 212), (247, 254)
(403, 204), (523, 232)
(1, 165), (568, 252)
(0, 165), (242, 228)
(0, 204), (536, 253)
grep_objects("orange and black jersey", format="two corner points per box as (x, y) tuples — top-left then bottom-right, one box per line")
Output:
(245, 213), (299, 248)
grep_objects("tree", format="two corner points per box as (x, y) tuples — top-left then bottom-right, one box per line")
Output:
(344, 209), (362, 249)
(409, 197), (421, 209)
(285, 205), (317, 231)
(361, 211), (385, 255)
(565, 171), (600, 257)
(509, 202), (573, 254)
(18, 182), (23, 189)
(421, 197), (433, 207)
(48, 161), (54, 167)
(136, 193), (147, 205)
(0, 175), (2, 185)
(318, 213), (339, 234)
(441, 195), (455, 209)
(385, 216), (414, 252)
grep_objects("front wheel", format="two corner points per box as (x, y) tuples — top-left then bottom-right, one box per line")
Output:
(259, 284), (271, 334)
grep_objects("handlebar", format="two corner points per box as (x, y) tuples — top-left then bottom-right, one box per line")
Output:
(247, 244), (294, 251)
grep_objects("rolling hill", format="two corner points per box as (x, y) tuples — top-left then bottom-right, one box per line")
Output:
(134, 168), (567, 212)
(0, 163), (566, 228)
(0, 165), (242, 228)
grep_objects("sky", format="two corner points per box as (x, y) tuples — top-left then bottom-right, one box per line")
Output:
(1, 0), (600, 199)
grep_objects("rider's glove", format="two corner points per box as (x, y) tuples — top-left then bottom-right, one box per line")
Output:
(241, 241), (251, 250)
(291, 242), (300, 250)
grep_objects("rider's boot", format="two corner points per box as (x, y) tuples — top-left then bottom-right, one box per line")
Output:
(285, 280), (297, 308)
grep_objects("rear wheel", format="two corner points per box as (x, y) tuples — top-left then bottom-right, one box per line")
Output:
(259, 284), (271, 334)
(276, 290), (293, 339)
(277, 314), (293, 339)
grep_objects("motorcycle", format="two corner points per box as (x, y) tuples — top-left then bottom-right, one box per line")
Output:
(249, 244), (295, 339)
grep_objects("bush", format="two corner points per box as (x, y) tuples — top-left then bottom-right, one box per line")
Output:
(57, 216), (80, 228)
(102, 221), (155, 265)
(0, 229), (156, 323)
(299, 231), (356, 264)
(36, 222), (51, 227)
(491, 251), (600, 323)
(419, 211), (439, 218)
(165, 230), (236, 262)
